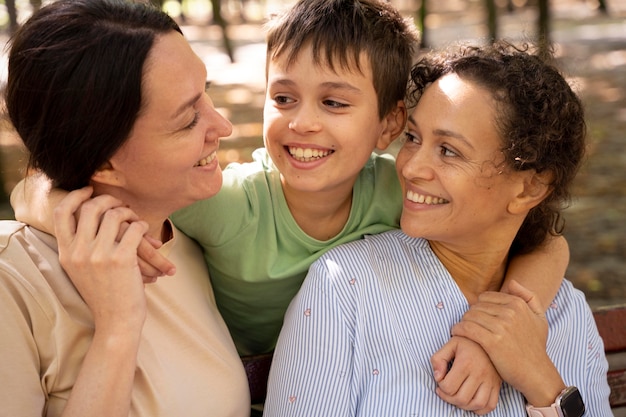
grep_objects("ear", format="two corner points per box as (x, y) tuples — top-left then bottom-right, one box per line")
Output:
(507, 170), (553, 215)
(376, 100), (407, 150)
(90, 160), (127, 187)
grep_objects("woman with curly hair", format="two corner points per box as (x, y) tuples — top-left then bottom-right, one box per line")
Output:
(264, 41), (611, 417)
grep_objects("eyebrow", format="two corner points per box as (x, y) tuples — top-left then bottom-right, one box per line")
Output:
(269, 78), (363, 94)
(408, 116), (474, 149)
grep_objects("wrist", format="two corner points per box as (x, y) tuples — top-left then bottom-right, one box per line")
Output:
(526, 386), (585, 417)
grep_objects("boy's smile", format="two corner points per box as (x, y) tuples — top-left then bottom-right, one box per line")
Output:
(287, 146), (334, 162)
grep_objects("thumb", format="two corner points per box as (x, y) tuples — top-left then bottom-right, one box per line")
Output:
(506, 279), (544, 316)
(431, 338), (457, 382)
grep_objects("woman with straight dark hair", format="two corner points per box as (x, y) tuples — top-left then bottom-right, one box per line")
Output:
(0, 0), (249, 416)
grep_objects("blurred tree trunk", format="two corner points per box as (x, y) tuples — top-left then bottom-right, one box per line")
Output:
(210, 0), (235, 62)
(416, 0), (427, 48)
(538, 0), (550, 59)
(5, 0), (18, 33)
(486, 0), (498, 42)
(150, 0), (235, 62)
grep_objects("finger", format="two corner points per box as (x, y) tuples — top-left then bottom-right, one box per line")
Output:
(436, 357), (469, 397)
(144, 234), (164, 249)
(54, 186), (94, 246)
(87, 207), (141, 249)
(465, 382), (497, 415)
(504, 279), (545, 316)
(138, 258), (163, 283)
(431, 339), (457, 382)
(451, 320), (495, 346)
(436, 376), (477, 410)
(137, 237), (176, 277)
(116, 220), (150, 253)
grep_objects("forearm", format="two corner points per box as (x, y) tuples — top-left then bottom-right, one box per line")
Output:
(62, 328), (142, 417)
(503, 235), (569, 311)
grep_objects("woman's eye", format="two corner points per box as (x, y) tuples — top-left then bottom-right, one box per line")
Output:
(404, 131), (420, 144)
(441, 146), (458, 157)
(186, 111), (200, 130)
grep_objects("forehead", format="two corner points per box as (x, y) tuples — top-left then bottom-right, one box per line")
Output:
(142, 31), (207, 110)
(414, 74), (500, 147)
(268, 42), (372, 80)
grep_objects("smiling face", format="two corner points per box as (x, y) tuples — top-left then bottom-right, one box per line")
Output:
(396, 73), (530, 249)
(96, 31), (232, 222)
(263, 43), (403, 201)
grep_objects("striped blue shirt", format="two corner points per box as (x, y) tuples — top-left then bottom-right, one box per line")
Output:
(264, 230), (611, 417)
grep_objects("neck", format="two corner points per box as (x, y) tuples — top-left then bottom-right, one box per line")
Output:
(91, 184), (172, 242)
(429, 240), (509, 305)
(281, 178), (354, 241)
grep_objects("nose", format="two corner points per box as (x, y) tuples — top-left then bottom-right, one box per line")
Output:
(288, 101), (322, 134)
(203, 94), (233, 139)
(398, 144), (436, 182)
(210, 107), (233, 138)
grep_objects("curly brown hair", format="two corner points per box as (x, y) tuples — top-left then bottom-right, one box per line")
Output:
(407, 41), (586, 255)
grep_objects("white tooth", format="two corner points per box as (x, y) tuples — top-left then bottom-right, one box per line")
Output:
(304, 148), (312, 158)
(296, 148), (304, 158)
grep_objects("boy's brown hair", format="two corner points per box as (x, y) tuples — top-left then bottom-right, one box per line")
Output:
(265, 0), (419, 120)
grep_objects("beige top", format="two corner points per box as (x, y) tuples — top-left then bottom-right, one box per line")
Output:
(0, 220), (250, 417)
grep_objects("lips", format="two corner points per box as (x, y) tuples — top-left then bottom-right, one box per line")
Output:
(287, 146), (333, 162)
(406, 190), (448, 205)
(194, 151), (217, 167)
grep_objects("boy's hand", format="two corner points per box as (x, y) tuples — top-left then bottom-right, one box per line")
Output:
(115, 222), (176, 283)
(431, 336), (501, 414)
(136, 234), (176, 282)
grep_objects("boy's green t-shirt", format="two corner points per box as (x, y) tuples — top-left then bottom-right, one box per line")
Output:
(171, 148), (401, 355)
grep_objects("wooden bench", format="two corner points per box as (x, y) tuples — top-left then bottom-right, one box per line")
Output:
(242, 304), (626, 413)
(593, 303), (626, 416)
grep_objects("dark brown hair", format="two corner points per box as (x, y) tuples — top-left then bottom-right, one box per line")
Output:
(5, 0), (181, 190)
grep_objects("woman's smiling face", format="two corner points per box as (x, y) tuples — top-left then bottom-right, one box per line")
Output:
(104, 31), (232, 218)
(396, 73), (525, 247)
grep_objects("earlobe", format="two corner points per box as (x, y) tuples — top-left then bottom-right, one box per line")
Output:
(91, 161), (126, 187)
(508, 171), (553, 214)
(376, 100), (407, 150)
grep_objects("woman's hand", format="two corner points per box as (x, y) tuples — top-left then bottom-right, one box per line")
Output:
(450, 280), (566, 406)
(54, 187), (149, 333)
(431, 336), (501, 414)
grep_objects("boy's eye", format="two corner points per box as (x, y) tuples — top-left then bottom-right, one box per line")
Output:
(323, 99), (348, 109)
(274, 95), (294, 105)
